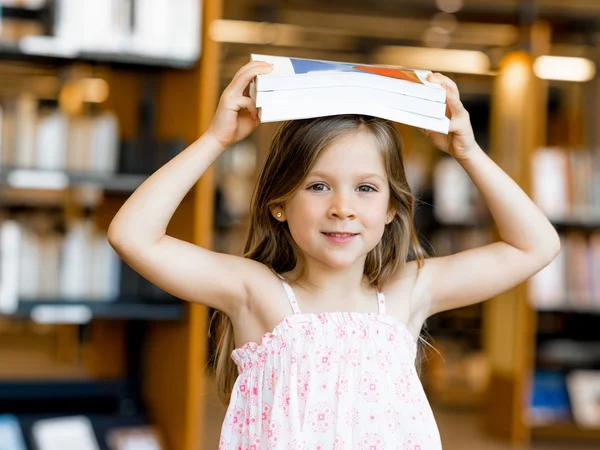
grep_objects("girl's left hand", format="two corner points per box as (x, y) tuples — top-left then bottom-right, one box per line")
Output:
(420, 73), (477, 160)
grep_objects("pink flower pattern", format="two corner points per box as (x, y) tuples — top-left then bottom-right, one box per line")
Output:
(220, 283), (442, 449)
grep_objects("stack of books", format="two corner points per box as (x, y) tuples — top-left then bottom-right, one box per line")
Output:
(250, 54), (449, 134)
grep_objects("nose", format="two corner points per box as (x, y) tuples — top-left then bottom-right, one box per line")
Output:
(327, 192), (356, 220)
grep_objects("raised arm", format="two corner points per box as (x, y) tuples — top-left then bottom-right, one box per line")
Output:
(108, 61), (273, 316)
(409, 73), (560, 319)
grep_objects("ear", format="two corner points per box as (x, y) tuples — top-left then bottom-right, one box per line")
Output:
(269, 205), (286, 222)
(386, 208), (397, 224)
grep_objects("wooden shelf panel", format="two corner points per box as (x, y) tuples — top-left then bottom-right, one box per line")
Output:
(532, 423), (600, 440)
(0, 42), (197, 69)
(2, 298), (184, 323)
(0, 169), (149, 193)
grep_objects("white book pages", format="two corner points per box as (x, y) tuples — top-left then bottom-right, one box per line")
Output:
(35, 110), (68, 170)
(531, 148), (569, 222)
(258, 101), (449, 133)
(0, 221), (21, 314)
(254, 86), (447, 119)
(32, 416), (100, 450)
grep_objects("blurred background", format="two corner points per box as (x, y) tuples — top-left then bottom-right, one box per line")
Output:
(0, 0), (598, 449)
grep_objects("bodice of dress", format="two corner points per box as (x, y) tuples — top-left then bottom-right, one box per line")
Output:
(219, 277), (442, 450)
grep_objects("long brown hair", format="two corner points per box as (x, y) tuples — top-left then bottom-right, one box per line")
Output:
(212, 115), (428, 405)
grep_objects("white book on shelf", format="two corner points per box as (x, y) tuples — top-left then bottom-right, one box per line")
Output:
(433, 157), (475, 223)
(0, 221), (21, 314)
(1, 103), (16, 169)
(528, 235), (567, 310)
(13, 94), (37, 169)
(566, 370), (600, 428)
(0, 414), (26, 450)
(251, 54), (447, 103)
(18, 228), (41, 299)
(32, 416), (100, 450)
(90, 235), (120, 301)
(60, 220), (93, 299)
(257, 100), (449, 133)
(130, 0), (170, 57)
(532, 147), (569, 222)
(66, 116), (93, 172)
(90, 112), (119, 174)
(168, 0), (201, 61)
(38, 233), (62, 298)
(35, 110), (68, 170)
(591, 233), (600, 305)
(254, 85), (447, 120)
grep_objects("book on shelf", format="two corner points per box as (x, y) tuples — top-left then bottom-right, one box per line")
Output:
(0, 414), (27, 450)
(32, 416), (100, 450)
(566, 370), (600, 428)
(532, 147), (600, 223)
(107, 425), (165, 450)
(529, 231), (600, 311)
(529, 369), (572, 426)
(249, 54), (449, 133)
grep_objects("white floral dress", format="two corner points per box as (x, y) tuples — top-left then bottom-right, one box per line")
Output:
(218, 277), (442, 449)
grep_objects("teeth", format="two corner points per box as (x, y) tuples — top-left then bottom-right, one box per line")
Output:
(327, 233), (354, 237)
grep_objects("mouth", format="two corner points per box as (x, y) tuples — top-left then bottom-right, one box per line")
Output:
(321, 232), (359, 237)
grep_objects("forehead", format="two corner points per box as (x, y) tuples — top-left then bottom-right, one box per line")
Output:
(311, 129), (386, 175)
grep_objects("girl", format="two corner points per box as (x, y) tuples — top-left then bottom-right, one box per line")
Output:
(108, 61), (560, 449)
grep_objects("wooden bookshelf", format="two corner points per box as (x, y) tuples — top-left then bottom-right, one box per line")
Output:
(482, 34), (600, 446)
(0, 1), (221, 449)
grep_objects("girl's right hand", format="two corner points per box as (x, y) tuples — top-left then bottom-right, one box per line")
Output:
(206, 61), (273, 148)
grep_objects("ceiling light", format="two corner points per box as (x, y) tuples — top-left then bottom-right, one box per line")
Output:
(533, 55), (596, 82)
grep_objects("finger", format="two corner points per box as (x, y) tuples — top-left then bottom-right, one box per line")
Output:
(223, 95), (258, 118)
(445, 89), (466, 118)
(428, 72), (460, 100)
(226, 62), (273, 96)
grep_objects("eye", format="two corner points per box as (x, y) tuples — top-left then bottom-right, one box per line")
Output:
(357, 185), (377, 193)
(308, 183), (329, 192)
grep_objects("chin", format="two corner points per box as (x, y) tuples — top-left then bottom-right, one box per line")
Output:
(316, 253), (364, 270)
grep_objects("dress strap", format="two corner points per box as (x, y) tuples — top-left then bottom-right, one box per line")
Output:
(377, 290), (386, 315)
(277, 275), (302, 315)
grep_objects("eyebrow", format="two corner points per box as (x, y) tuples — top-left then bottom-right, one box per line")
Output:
(307, 171), (386, 182)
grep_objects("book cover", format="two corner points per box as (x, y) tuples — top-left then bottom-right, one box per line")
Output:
(31, 415), (100, 450)
(0, 415), (26, 450)
(251, 54), (446, 103)
(566, 370), (600, 428)
(106, 426), (165, 450)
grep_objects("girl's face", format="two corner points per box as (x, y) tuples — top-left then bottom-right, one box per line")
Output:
(282, 128), (394, 271)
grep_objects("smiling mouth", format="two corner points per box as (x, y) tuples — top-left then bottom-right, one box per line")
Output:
(322, 232), (359, 237)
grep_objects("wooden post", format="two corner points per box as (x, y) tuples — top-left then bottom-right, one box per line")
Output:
(142, 0), (223, 449)
(482, 48), (547, 444)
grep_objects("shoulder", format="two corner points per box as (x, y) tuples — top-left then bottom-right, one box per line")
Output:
(234, 259), (290, 319)
(382, 258), (435, 334)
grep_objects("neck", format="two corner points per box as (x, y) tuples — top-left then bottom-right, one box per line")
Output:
(286, 256), (371, 298)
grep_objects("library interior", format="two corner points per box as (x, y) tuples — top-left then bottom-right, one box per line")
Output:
(0, 0), (599, 449)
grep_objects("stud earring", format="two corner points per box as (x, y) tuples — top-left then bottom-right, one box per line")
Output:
(276, 212), (282, 218)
